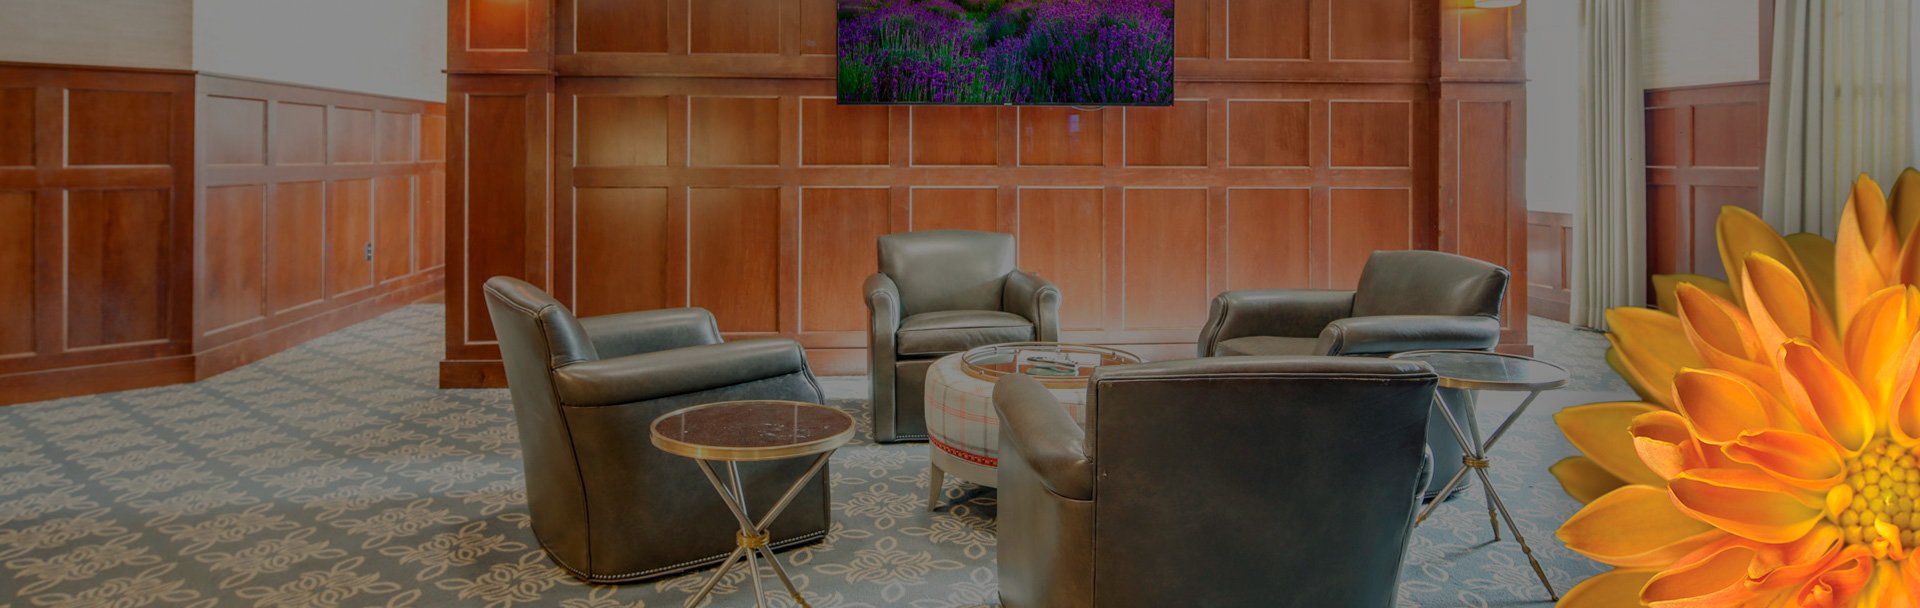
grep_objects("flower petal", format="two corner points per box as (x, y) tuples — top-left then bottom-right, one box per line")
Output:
(1780, 339), (1876, 454)
(1609, 307), (1705, 408)
(1673, 368), (1793, 444)
(1722, 429), (1847, 491)
(1643, 540), (1764, 607)
(1788, 545), (1875, 608)
(1654, 274), (1738, 315)
(1676, 284), (1780, 393)
(1557, 402), (1668, 487)
(1561, 569), (1658, 608)
(1888, 332), (1920, 445)
(1748, 523), (1847, 591)
(1668, 468), (1824, 544)
(1837, 174), (1900, 333)
(1558, 484), (1725, 568)
(1788, 232), (1839, 312)
(1550, 456), (1629, 505)
(1632, 410), (1706, 480)
(1843, 285), (1920, 411)
(1611, 346), (1674, 409)
(1743, 253), (1845, 366)
(1720, 205), (1815, 308)
(1890, 167), (1920, 241)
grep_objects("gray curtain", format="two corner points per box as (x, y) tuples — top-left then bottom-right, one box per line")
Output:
(1572, 0), (1647, 329)
(1764, 0), (1913, 236)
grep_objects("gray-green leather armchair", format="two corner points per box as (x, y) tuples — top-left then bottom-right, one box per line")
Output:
(994, 357), (1438, 608)
(865, 230), (1060, 443)
(1195, 249), (1509, 501)
(482, 276), (830, 583)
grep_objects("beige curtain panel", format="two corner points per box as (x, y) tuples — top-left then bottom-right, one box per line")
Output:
(1573, 0), (1648, 329)
(1765, 0), (1914, 236)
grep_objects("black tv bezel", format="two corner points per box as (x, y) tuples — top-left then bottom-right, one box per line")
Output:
(831, 1), (1176, 108)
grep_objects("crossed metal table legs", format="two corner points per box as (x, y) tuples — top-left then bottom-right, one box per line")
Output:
(684, 453), (834, 608)
(1414, 389), (1559, 602)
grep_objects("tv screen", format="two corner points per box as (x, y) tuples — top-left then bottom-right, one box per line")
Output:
(836, 0), (1175, 106)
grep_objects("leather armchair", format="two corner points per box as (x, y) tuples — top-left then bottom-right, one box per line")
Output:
(995, 357), (1438, 608)
(866, 230), (1060, 443)
(1194, 249), (1508, 500)
(482, 277), (831, 583)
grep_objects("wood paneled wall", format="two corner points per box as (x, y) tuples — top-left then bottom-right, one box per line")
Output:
(1644, 82), (1769, 281)
(0, 63), (197, 402)
(444, 0), (1531, 383)
(192, 75), (446, 378)
(0, 63), (445, 405)
(1527, 211), (1572, 322)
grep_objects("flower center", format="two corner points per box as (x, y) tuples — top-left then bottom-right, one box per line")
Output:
(1839, 439), (1920, 549)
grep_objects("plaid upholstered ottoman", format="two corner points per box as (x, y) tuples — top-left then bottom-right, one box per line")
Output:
(923, 342), (1140, 510)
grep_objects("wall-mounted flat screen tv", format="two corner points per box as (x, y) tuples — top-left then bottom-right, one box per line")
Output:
(837, 0), (1175, 106)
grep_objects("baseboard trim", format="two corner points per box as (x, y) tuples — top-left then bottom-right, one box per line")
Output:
(0, 356), (197, 406)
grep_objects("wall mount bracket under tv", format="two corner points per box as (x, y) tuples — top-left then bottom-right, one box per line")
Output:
(836, 0), (1176, 107)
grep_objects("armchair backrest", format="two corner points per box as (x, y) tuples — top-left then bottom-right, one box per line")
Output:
(481, 276), (597, 561)
(878, 230), (1015, 317)
(1352, 250), (1508, 318)
(1083, 356), (1437, 606)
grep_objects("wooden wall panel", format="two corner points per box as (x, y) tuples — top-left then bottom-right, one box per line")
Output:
(1528, 211), (1572, 322)
(801, 188), (892, 333)
(1226, 189), (1312, 289)
(204, 96), (266, 165)
(1645, 82), (1768, 280)
(573, 188), (670, 317)
(911, 188), (998, 232)
(417, 169), (446, 271)
(327, 178), (375, 296)
(690, 187), (779, 333)
(379, 112), (415, 163)
(200, 185), (266, 331)
(444, 1), (1533, 382)
(375, 176), (413, 282)
(329, 107), (376, 164)
(0, 88), (30, 166)
(66, 189), (173, 349)
(1123, 189), (1211, 329)
(0, 192), (34, 356)
(68, 90), (171, 166)
(1018, 189), (1106, 331)
(268, 181), (327, 314)
(275, 102), (328, 165)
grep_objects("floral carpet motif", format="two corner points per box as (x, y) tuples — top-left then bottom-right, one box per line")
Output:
(0, 305), (1624, 607)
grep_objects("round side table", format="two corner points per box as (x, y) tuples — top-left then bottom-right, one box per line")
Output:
(923, 342), (1139, 510)
(1390, 349), (1568, 602)
(651, 400), (855, 608)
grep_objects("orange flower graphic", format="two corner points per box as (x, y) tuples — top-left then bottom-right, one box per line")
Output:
(1554, 169), (1920, 607)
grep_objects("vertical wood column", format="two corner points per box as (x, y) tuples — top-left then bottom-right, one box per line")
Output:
(1434, 1), (1531, 350)
(441, 0), (556, 386)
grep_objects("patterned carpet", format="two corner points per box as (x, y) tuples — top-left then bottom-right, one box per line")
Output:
(0, 305), (1630, 607)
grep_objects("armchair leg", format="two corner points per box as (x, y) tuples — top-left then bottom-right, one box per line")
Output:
(927, 463), (946, 511)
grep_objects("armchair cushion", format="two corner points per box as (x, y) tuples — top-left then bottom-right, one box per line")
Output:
(995, 374), (1093, 500)
(1212, 336), (1321, 357)
(578, 308), (722, 359)
(1197, 289), (1354, 356)
(551, 339), (810, 407)
(896, 310), (1034, 356)
(1314, 315), (1502, 356)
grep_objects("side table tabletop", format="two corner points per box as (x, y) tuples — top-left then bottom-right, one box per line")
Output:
(1389, 349), (1568, 602)
(651, 400), (855, 608)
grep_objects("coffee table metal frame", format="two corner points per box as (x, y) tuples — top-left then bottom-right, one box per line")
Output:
(1392, 349), (1568, 602)
(650, 400), (855, 608)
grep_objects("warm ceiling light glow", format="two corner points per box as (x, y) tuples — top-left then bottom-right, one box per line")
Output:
(1474, 0), (1523, 7)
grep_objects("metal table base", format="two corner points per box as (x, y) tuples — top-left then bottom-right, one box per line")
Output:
(684, 453), (833, 608)
(1414, 388), (1558, 601)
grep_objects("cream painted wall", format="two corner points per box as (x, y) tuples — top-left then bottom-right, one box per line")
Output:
(1641, 0), (1762, 89)
(1526, 0), (1581, 214)
(194, 0), (446, 102)
(0, 0), (193, 70)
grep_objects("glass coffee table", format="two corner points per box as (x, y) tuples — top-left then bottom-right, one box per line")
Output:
(1390, 349), (1568, 601)
(651, 400), (855, 608)
(923, 342), (1140, 510)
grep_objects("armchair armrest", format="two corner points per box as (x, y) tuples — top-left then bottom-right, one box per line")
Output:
(578, 308), (723, 359)
(865, 273), (901, 330)
(552, 339), (810, 407)
(1314, 315), (1502, 356)
(994, 374), (1093, 500)
(1003, 270), (1062, 341)
(1197, 289), (1355, 356)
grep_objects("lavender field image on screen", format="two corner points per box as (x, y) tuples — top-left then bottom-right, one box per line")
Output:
(837, 0), (1175, 105)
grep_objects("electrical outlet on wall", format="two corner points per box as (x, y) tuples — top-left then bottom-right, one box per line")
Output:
(364, 242), (373, 261)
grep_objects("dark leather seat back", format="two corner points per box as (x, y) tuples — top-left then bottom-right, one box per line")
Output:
(879, 230), (1016, 317)
(1351, 250), (1508, 318)
(1083, 357), (1436, 606)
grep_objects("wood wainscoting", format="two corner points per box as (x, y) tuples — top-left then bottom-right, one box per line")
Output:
(442, 0), (1533, 383)
(0, 64), (445, 405)
(1526, 211), (1572, 322)
(1644, 81), (1769, 282)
